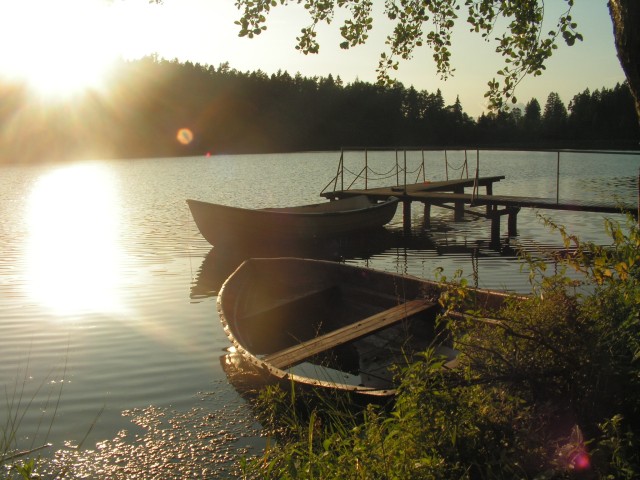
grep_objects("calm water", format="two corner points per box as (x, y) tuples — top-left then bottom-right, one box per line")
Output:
(1, 150), (638, 475)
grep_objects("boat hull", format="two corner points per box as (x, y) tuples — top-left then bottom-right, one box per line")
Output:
(187, 195), (399, 246)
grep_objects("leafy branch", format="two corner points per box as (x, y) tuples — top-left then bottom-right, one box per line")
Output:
(234, 0), (583, 111)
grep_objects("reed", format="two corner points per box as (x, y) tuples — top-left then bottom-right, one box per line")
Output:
(1, 357), (66, 479)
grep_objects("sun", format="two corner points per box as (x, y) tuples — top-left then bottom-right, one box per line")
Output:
(0, 0), (120, 99)
(0, 0), (247, 101)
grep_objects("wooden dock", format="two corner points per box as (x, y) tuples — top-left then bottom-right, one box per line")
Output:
(321, 176), (637, 247)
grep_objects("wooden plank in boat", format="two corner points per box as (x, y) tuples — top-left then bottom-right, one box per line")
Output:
(265, 298), (436, 369)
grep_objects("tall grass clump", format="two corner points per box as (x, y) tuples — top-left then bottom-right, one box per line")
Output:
(1, 359), (69, 480)
(242, 214), (640, 479)
(2, 382), (49, 480)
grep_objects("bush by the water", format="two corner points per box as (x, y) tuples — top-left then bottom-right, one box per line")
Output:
(243, 215), (640, 479)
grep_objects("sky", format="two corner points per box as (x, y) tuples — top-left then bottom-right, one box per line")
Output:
(0, 0), (627, 118)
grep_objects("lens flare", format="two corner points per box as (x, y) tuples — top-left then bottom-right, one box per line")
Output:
(572, 451), (590, 471)
(177, 128), (194, 145)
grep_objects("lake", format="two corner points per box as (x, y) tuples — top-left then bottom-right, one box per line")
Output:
(1, 149), (638, 476)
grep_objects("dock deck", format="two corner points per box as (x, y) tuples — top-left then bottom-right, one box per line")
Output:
(322, 176), (506, 200)
(412, 191), (633, 215)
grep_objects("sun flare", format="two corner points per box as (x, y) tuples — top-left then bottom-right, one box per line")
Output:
(0, 0), (240, 100)
(25, 163), (126, 316)
(0, 0), (124, 99)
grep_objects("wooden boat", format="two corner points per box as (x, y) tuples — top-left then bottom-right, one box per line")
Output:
(186, 195), (399, 246)
(217, 257), (516, 399)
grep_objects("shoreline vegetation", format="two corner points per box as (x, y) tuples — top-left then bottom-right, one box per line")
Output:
(3, 214), (640, 478)
(0, 56), (639, 164)
(239, 214), (640, 479)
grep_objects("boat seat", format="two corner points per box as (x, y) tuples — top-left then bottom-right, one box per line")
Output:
(264, 298), (437, 369)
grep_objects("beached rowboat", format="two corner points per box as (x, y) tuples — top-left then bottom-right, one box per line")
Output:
(217, 257), (516, 399)
(186, 195), (399, 246)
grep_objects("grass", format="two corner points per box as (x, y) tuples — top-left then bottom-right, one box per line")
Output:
(1, 353), (71, 479)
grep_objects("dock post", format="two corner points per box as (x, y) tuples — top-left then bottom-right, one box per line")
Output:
(490, 210), (501, 249)
(365, 149), (368, 190)
(423, 202), (431, 229)
(395, 150), (400, 186)
(403, 200), (412, 232)
(444, 150), (449, 180)
(556, 151), (561, 204)
(341, 149), (345, 191)
(454, 186), (464, 221)
(507, 207), (520, 237)
(485, 165), (493, 216)
(403, 150), (407, 192)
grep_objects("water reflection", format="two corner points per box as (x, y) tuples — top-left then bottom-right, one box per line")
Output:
(35, 388), (265, 479)
(220, 352), (272, 399)
(25, 163), (126, 316)
(190, 228), (402, 298)
(189, 224), (517, 300)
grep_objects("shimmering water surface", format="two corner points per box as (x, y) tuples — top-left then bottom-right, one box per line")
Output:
(1, 150), (638, 474)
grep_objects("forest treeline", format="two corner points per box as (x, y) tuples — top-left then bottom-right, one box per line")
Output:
(1, 56), (638, 162)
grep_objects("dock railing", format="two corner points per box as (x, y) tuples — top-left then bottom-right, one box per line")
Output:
(322, 147), (460, 196)
(322, 147), (481, 199)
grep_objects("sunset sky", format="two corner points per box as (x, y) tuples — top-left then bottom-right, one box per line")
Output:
(0, 0), (626, 117)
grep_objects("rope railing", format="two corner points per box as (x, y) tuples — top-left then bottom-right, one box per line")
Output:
(444, 155), (469, 178)
(400, 164), (424, 175)
(332, 147), (477, 191)
(415, 163), (426, 184)
(342, 165), (366, 177)
(445, 159), (468, 171)
(367, 170), (400, 182)
(321, 164), (400, 194)
(345, 166), (368, 190)
(326, 147), (450, 192)
(367, 164), (398, 177)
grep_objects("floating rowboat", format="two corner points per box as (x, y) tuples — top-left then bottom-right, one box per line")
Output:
(217, 257), (516, 399)
(186, 195), (399, 246)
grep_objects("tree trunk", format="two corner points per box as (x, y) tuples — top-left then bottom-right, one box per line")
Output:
(609, 0), (640, 129)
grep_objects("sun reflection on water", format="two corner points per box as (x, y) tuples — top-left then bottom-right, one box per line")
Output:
(25, 163), (126, 316)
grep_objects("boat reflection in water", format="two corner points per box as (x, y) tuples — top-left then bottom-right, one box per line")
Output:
(219, 351), (272, 398)
(190, 227), (400, 299)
